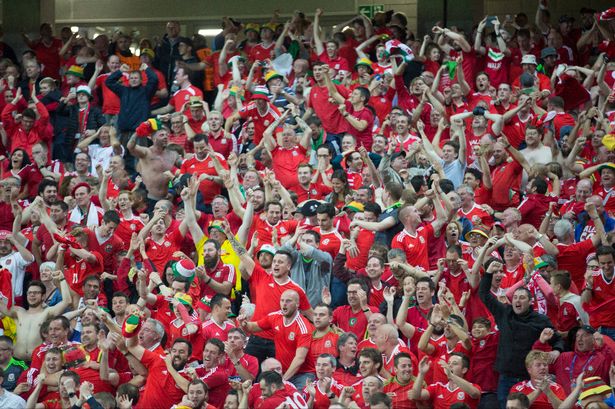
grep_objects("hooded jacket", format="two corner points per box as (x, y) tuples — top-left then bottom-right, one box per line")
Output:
(479, 272), (564, 378)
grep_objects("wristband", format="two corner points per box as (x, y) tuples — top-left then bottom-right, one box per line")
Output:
(362, 308), (370, 313)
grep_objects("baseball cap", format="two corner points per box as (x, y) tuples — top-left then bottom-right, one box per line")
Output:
(257, 244), (277, 256)
(295, 200), (322, 217)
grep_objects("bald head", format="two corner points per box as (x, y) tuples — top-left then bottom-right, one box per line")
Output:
(281, 289), (299, 303)
(261, 358), (283, 374)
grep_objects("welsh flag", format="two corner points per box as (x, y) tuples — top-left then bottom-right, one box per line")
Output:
(385, 39), (415, 62)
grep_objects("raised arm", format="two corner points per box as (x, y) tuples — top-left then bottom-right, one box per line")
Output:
(313, 8), (325, 55)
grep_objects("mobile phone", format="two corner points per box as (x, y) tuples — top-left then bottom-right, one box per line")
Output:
(135, 261), (143, 269)
(486, 16), (497, 27)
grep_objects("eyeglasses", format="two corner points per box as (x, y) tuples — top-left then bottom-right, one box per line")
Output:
(587, 264), (600, 270)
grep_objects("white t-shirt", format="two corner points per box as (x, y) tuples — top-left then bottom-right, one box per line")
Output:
(0, 252), (31, 298)
(88, 144), (125, 172)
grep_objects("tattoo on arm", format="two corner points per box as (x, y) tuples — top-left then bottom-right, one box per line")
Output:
(228, 235), (248, 256)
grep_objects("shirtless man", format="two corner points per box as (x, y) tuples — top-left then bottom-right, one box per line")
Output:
(127, 125), (179, 211)
(0, 271), (72, 360)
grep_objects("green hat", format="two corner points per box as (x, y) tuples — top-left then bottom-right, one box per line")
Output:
(171, 259), (196, 283)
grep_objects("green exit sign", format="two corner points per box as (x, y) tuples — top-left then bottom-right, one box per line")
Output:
(358, 4), (385, 18)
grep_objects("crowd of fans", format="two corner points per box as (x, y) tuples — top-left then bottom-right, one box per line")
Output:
(0, 2), (615, 409)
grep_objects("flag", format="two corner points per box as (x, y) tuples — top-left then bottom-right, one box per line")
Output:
(599, 7), (615, 21)
(385, 39), (415, 62)
(0, 269), (12, 308)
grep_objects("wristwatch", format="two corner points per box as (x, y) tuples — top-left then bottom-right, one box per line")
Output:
(327, 392), (336, 399)
(68, 392), (76, 398)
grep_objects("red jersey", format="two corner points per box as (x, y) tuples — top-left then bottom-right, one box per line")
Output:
(248, 382), (306, 409)
(256, 311), (315, 374)
(317, 52), (350, 72)
(115, 214), (143, 250)
(425, 381), (481, 409)
(344, 101), (375, 150)
(556, 239), (595, 289)
(252, 217), (298, 250)
(168, 319), (204, 362)
(583, 269), (615, 328)
(469, 332), (499, 393)
(510, 380), (566, 409)
(249, 42), (275, 62)
(201, 319), (236, 343)
(303, 379), (343, 409)
(170, 85), (203, 112)
(194, 364), (231, 408)
(271, 145), (308, 190)
(201, 261), (237, 299)
(383, 344), (418, 377)
(237, 101), (281, 145)
(426, 340), (470, 384)
(308, 84), (350, 134)
(310, 329), (340, 363)
(458, 204), (493, 229)
(64, 251), (104, 296)
(290, 182), (331, 203)
(490, 159), (523, 211)
(248, 264), (310, 339)
(180, 153), (229, 204)
(137, 350), (190, 409)
(391, 224), (435, 271)
(85, 228), (124, 274)
(32, 38), (63, 80)
(206, 131), (237, 159)
(332, 305), (378, 338)
(483, 47), (509, 87)
(144, 229), (184, 272)
(555, 296), (582, 333)
(312, 228), (343, 260)
(383, 377), (418, 409)
(95, 73), (121, 114)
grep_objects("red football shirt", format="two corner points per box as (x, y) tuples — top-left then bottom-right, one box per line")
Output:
(115, 214), (144, 250)
(195, 364), (231, 408)
(170, 85), (203, 111)
(308, 84), (350, 134)
(556, 239), (595, 289)
(383, 377), (418, 409)
(180, 153), (229, 204)
(145, 229), (184, 272)
(137, 350), (190, 409)
(310, 329), (340, 363)
(85, 228), (124, 274)
(391, 224), (435, 271)
(332, 305), (378, 338)
(510, 380), (566, 409)
(237, 101), (281, 145)
(257, 311), (315, 374)
(64, 251), (104, 296)
(425, 381), (481, 409)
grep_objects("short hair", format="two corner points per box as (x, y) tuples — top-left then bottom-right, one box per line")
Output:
(354, 86), (370, 103)
(525, 350), (548, 368)
(348, 277), (369, 294)
(472, 317), (492, 329)
(364, 202), (382, 216)
(102, 210), (120, 225)
(227, 327), (247, 340)
(316, 203), (336, 218)
(265, 201), (283, 212)
(51, 316), (71, 331)
(116, 383), (140, 405)
(303, 229), (321, 243)
(203, 238), (221, 251)
(394, 352), (413, 367)
(274, 248), (295, 265)
(531, 177), (548, 195)
(596, 245), (615, 260)
(464, 167), (483, 181)
(51, 200), (69, 212)
(450, 352), (470, 369)
(553, 219), (573, 240)
(443, 140), (459, 154)
(358, 348), (383, 370)
(384, 182), (404, 201)
(314, 303), (333, 316)
(367, 255), (385, 268)
(27, 280), (46, 294)
(416, 276), (435, 291)
(38, 179), (58, 196)
(368, 392), (391, 408)
(59, 370), (80, 385)
(259, 370), (284, 388)
(83, 275), (101, 286)
(188, 378), (208, 391)
(145, 318), (165, 339)
(507, 392), (530, 409)
(438, 179), (455, 194)
(317, 353), (337, 367)
(206, 338), (225, 354)
(550, 271), (571, 290)
(94, 392), (115, 409)
(111, 291), (129, 302)
(173, 337), (192, 357)
(337, 332), (358, 352)
(387, 248), (407, 261)
(210, 294), (230, 309)
(548, 96), (565, 109)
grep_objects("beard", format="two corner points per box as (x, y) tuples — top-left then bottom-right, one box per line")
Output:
(172, 358), (187, 371)
(204, 256), (218, 269)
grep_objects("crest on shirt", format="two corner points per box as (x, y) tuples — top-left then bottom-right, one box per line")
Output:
(479, 339), (486, 347)
(457, 392), (465, 400)
(322, 238), (330, 245)
(7, 373), (14, 381)
(289, 332), (295, 341)
(131, 224), (136, 231)
(325, 340), (332, 348)
(349, 317), (357, 327)
(264, 120), (270, 126)
(4, 259), (10, 265)
(164, 241), (171, 247)
(419, 236), (425, 244)
(280, 227), (287, 234)
(105, 244), (113, 253)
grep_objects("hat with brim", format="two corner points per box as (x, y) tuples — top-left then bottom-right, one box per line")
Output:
(264, 70), (283, 83)
(577, 324), (597, 334)
(172, 259), (196, 283)
(244, 23), (260, 33)
(602, 134), (615, 151)
(598, 162), (615, 173)
(541, 47), (557, 59)
(534, 257), (549, 269)
(521, 54), (537, 65)
(295, 199), (322, 217)
(76, 85), (91, 97)
(354, 58), (374, 73)
(579, 376), (612, 400)
(140, 48), (155, 59)
(66, 65), (84, 79)
(343, 201), (365, 213)
(196, 295), (212, 313)
(464, 226), (490, 241)
(207, 222), (225, 234)
(173, 292), (193, 308)
(260, 23), (277, 32)
(257, 244), (277, 256)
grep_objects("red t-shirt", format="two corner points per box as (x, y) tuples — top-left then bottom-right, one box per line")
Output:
(137, 350), (190, 409)
(85, 228), (124, 274)
(469, 332), (499, 393)
(425, 382), (481, 409)
(170, 85), (203, 112)
(271, 145), (308, 190)
(257, 311), (315, 373)
(32, 38), (63, 79)
(556, 239), (595, 289)
(248, 42), (276, 62)
(310, 329), (339, 363)
(317, 52), (350, 72)
(64, 251), (104, 296)
(383, 377), (418, 409)
(583, 270), (615, 328)
(252, 217), (298, 250)
(344, 101), (374, 150)
(290, 182), (331, 203)
(237, 101), (281, 145)
(391, 224), (435, 271)
(308, 84), (350, 134)
(332, 305), (378, 338)
(180, 153), (229, 204)
(248, 264), (310, 339)
(312, 228), (343, 260)
(303, 379), (344, 409)
(483, 47), (510, 88)
(194, 364), (230, 408)
(145, 229), (184, 272)
(95, 73), (122, 114)
(115, 214), (144, 250)
(490, 160), (523, 211)
(510, 380), (566, 409)
(200, 261), (237, 299)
